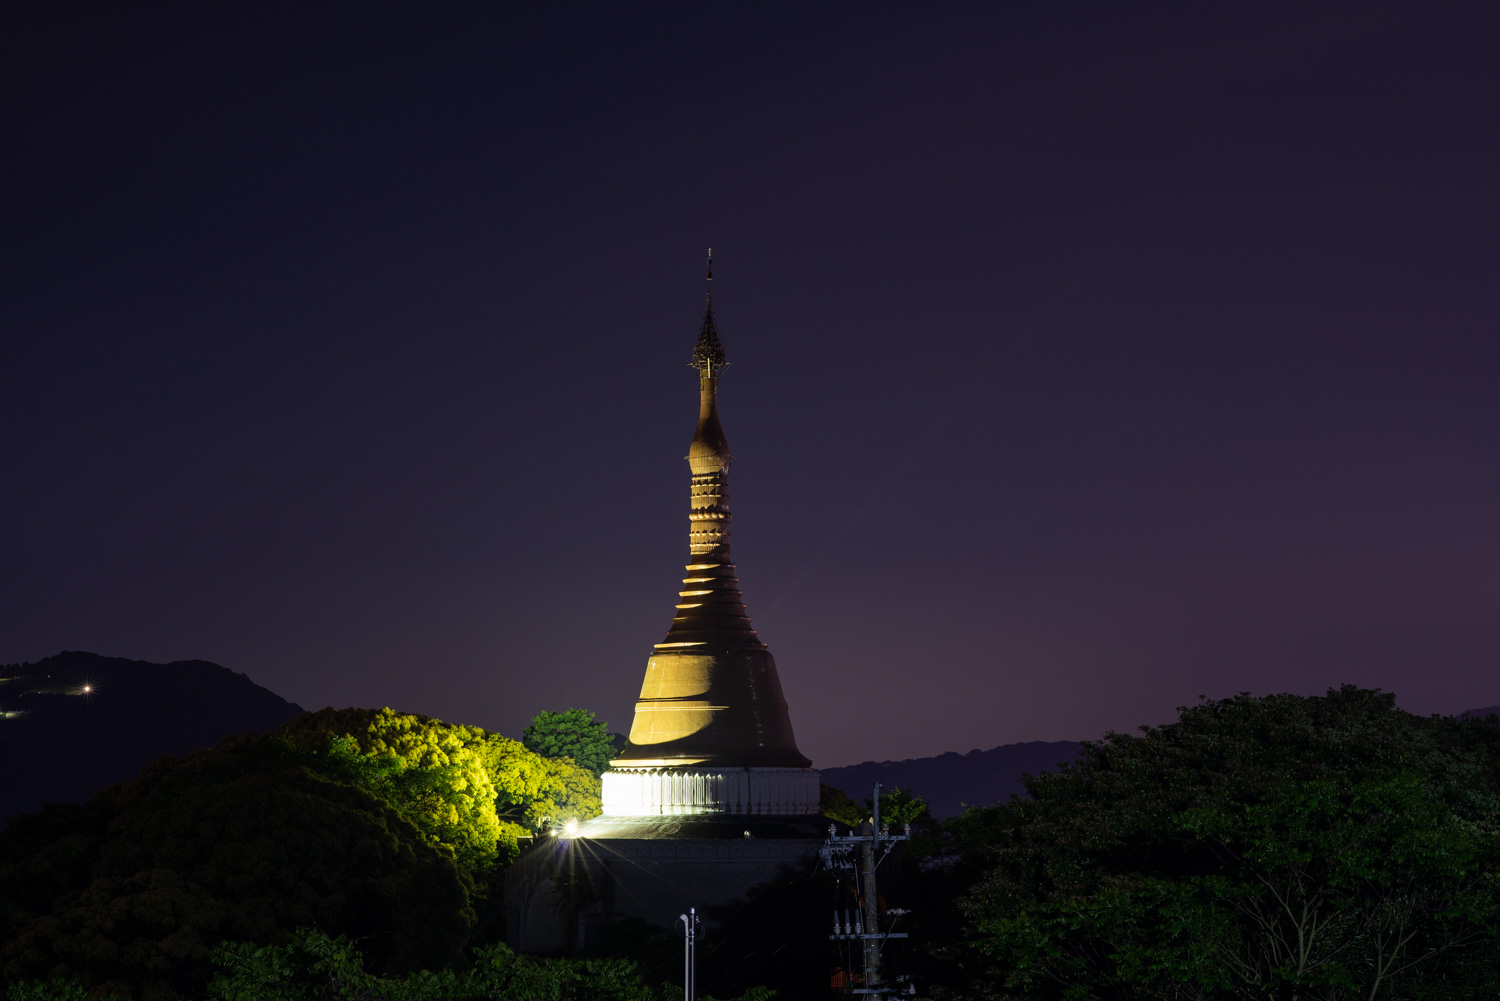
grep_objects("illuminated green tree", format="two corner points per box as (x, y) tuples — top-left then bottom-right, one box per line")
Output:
(522, 708), (615, 778)
(473, 731), (600, 831)
(295, 708), (506, 870)
(282, 707), (600, 867)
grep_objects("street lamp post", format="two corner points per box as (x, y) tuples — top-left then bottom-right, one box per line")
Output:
(677, 906), (701, 1001)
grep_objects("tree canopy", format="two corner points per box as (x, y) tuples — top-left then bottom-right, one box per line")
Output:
(872, 786), (930, 829)
(522, 709), (616, 778)
(0, 707), (604, 999)
(284, 708), (509, 871)
(919, 687), (1500, 1001)
(820, 783), (867, 828)
(820, 783), (931, 831)
(281, 707), (599, 868)
(205, 927), (664, 1001)
(0, 734), (471, 999)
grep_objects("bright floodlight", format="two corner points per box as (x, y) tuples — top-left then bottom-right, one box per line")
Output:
(563, 819), (580, 837)
(81, 685), (92, 694)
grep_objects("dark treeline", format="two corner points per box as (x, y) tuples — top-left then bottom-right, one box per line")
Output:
(0, 708), (600, 999)
(4, 688), (1499, 1000)
(906, 687), (1500, 1000)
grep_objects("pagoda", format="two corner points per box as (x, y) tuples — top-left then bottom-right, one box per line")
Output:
(506, 254), (825, 953)
(600, 250), (819, 818)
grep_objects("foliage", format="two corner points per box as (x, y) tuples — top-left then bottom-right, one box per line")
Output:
(820, 783), (867, 828)
(282, 708), (601, 868)
(821, 784), (931, 832)
(0, 734), (472, 999)
(0, 706), (608, 998)
(0, 707), (609, 999)
(869, 785), (931, 830)
(284, 708), (510, 870)
(5, 980), (127, 1001)
(205, 925), (772, 1001)
(522, 708), (616, 778)
(472, 732), (600, 833)
(923, 687), (1500, 1001)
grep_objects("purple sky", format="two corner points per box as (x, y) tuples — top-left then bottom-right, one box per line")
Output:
(4, 2), (1497, 767)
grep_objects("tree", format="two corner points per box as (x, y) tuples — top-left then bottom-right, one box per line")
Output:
(522, 709), (616, 778)
(281, 707), (602, 866)
(5, 981), (126, 1001)
(927, 687), (1500, 1001)
(473, 732), (601, 832)
(283, 707), (512, 870)
(289, 708), (507, 871)
(869, 786), (930, 830)
(821, 784), (867, 828)
(821, 784), (932, 831)
(206, 926), (660, 1000)
(0, 735), (472, 998)
(0, 708), (605, 999)
(203, 925), (776, 1001)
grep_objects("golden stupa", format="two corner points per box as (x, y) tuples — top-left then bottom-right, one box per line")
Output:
(601, 252), (817, 817)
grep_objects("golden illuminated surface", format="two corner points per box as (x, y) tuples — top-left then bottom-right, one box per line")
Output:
(612, 342), (810, 771)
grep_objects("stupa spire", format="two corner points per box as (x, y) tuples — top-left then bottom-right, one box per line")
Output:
(606, 254), (814, 790)
(690, 249), (728, 372)
(672, 250), (748, 642)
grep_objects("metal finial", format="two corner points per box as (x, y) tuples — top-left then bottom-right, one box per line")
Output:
(690, 248), (728, 372)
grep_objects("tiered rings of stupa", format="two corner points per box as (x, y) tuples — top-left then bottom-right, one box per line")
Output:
(604, 252), (817, 814)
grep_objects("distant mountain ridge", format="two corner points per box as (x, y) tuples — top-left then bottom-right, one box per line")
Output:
(820, 739), (1083, 819)
(823, 704), (1500, 819)
(0, 651), (303, 824)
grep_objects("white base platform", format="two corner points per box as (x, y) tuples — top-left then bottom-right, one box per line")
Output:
(601, 765), (821, 816)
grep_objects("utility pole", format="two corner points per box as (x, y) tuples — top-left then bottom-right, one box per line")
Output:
(821, 782), (914, 997)
(677, 907), (701, 1001)
(860, 785), (883, 991)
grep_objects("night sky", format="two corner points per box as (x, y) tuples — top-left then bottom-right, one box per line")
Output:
(4, 2), (1498, 768)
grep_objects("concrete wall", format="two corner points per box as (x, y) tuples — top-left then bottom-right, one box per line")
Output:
(505, 834), (822, 954)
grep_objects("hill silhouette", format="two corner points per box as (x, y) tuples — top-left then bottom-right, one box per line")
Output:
(820, 739), (1082, 818)
(0, 651), (303, 825)
(823, 703), (1500, 818)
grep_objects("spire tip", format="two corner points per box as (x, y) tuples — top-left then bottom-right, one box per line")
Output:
(691, 250), (728, 372)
